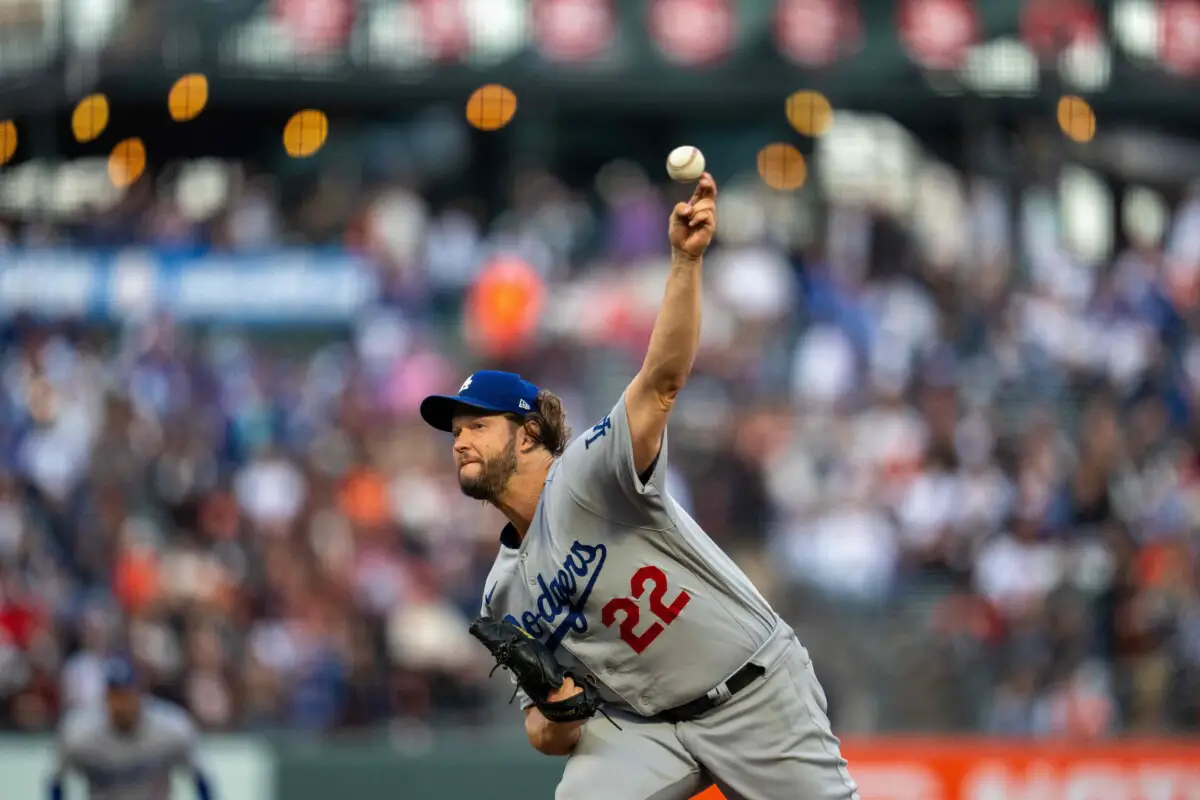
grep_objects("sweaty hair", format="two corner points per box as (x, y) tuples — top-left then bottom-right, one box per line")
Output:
(509, 389), (572, 457)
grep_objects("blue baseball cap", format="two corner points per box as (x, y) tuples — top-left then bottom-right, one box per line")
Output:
(420, 371), (540, 433)
(105, 657), (138, 689)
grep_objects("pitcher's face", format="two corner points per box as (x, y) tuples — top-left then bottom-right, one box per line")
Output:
(451, 413), (519, 502)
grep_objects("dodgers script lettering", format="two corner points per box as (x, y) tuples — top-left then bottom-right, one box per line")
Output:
(504, 540), (608, 651)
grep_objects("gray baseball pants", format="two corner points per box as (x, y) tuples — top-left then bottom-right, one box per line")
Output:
(555, 638), (859, 800)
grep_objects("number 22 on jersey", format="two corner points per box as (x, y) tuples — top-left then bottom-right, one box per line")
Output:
(601, 566), (691, 654)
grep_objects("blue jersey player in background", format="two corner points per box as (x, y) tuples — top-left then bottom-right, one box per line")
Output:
(49, 657), (215, 800)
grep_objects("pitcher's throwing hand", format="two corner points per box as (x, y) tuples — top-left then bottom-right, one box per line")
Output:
(669, 172), (717, 259)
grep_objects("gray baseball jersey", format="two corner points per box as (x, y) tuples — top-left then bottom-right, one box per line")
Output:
(53, 698), (200, 800)
(481, 390), (780, 716)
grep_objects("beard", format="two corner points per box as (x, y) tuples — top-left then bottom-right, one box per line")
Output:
(458, 432), (518, 502)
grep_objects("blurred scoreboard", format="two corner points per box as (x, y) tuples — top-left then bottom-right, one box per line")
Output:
(4, 0), (1200, 118)
(52, 0), (1192, 120)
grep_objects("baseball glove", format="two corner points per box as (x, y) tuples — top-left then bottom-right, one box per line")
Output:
(469, 616), (605, 724)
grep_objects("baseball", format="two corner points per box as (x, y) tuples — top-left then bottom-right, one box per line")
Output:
(666, 146), (705, 182)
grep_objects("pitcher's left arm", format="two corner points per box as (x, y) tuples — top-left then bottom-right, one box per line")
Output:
(625, 173), (717, 476)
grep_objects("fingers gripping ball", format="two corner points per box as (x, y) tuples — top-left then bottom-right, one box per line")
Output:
(666, 146), (706, 182)
(469, 616), (605, 724)
(669, 173), (718, 260)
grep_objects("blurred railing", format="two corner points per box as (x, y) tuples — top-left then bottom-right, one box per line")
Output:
(0, 248), (377, 323)
(6, 732), (1200, 800)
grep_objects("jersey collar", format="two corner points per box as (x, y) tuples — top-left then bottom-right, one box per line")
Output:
(499, 523), (520, 549)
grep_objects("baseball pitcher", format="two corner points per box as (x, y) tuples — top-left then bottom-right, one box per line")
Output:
(48, 658), (215, 800)
(421, 173), (858, 799)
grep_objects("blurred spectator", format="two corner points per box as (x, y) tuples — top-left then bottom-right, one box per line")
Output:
(5, 129), (1200, 743)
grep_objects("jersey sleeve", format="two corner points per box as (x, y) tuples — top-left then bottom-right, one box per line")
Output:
(512, 675), (535, 712)
(51, 735), (71, 778)
(178, 713), (201, 768)
(51, 714), (83, 779)
(557, 390), (671, 526)
(146, 700), (202, 769)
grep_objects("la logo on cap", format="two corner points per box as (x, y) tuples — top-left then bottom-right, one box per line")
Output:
(459, 375), (474, 393)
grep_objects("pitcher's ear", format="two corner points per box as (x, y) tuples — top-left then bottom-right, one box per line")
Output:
(520, 419), (543, 453)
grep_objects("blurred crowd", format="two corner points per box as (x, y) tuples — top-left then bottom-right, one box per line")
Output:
(3, 133), (1200, 741)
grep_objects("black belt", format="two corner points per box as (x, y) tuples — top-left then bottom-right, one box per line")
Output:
(655, 663), (765, 723)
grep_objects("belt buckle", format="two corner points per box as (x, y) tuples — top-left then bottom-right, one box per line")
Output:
(705, 680), (734, 708)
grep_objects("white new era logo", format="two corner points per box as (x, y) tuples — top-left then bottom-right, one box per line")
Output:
(459, 375), (474, 393)
(519, 399), (531, 411)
